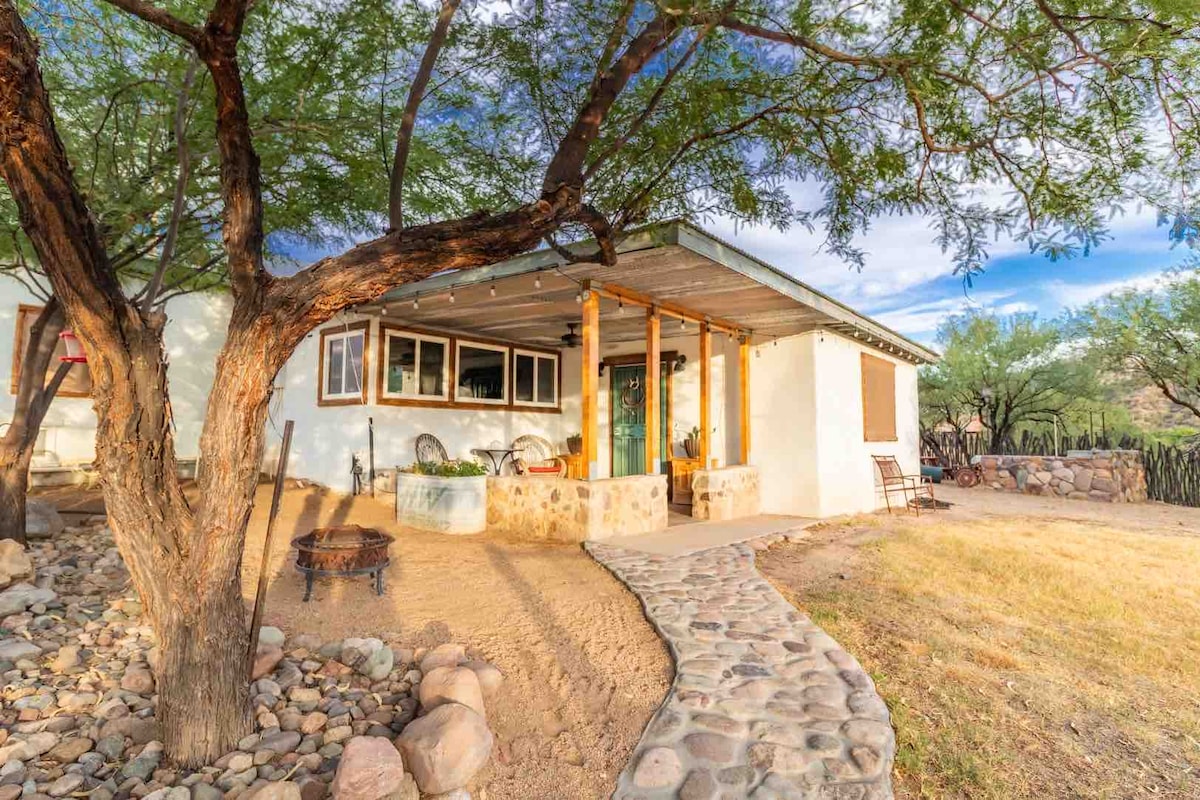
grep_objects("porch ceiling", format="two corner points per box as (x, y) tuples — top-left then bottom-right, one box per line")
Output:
(362, 222), (937, 363)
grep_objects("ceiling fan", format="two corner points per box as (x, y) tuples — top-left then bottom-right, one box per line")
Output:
(561, 322), (582, 348)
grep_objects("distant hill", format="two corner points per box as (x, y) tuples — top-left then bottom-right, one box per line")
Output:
(1122, 384), (1197, 431)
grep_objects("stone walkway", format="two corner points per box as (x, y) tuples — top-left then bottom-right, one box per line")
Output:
(586, 541), (894, 800)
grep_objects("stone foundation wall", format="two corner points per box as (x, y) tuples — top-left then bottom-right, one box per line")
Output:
(979, 450), (1147, 503)
(487, 475), (668, 543)
(691, 466), (761, 520)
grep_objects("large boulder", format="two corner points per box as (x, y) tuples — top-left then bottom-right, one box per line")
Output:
(25, 499), (64, 539)
(418, 643), (465, 674)
(330, 736), (409, 800)
(418, 667), (485, 718)
(396, 703), (493, 795)
(0, 539), (33, 588)
(462, 661), (503, 700)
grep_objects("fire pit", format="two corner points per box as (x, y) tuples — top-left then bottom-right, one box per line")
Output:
(291, 525), (394, 602)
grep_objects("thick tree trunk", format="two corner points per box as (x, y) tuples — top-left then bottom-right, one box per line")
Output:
(0, 445), (34, 543)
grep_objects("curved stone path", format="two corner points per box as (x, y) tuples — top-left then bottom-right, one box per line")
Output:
(586, 541), (895, 800)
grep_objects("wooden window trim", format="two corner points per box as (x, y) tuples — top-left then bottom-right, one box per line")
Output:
(512, 348), (559, 409)
(861, 351), (898, 442)
(374, 322), (562, 413)
(317, 321), (370, 407)
(10, 304), (91, 398)
(454, 339), (510, 406)
(376, 323), (451, 405)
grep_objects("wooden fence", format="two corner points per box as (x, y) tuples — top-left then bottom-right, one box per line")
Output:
(921, 430), (1200, 508)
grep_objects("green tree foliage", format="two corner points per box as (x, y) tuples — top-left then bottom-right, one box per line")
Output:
(920, 311), (1098, 452)
(1078, 265), (1200, 421)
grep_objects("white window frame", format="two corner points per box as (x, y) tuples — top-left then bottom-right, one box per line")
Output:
(512, 348), (559, 408)
(381, 328), (450, 402)
(321, 328), (366, 402)
(454, 339), (509, 405)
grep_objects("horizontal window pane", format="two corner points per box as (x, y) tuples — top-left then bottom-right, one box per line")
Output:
(458, 345), (505, 400)
(419, 340), (446, 396)
(536, 356), (556, 403)
(387, 335), (417, 395)
(515, 354), (535, 402)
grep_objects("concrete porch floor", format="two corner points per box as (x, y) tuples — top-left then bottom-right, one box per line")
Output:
(599, 514), (818, 556)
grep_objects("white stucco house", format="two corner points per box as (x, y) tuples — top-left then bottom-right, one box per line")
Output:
(269, 221), (936, 536)
(3, 221), (935, 531)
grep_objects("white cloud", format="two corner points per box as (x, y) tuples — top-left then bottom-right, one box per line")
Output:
(1043, 265), (1189, 309)
(702, 182), (1169, 307)
(861, 290), (1035, 337)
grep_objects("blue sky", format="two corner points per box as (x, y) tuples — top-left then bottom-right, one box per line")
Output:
(706, 200), (1191, 348)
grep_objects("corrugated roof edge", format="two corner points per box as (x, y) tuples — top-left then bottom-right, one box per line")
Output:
(378, 218), (940, 364)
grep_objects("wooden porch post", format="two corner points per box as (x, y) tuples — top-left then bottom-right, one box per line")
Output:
(581, 289), (600, 480)
(645, 307), (661, 475)
(699, 321), (711, 469)
(739, 335), (750, 465)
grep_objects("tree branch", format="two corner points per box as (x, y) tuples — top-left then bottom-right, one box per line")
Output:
(388, 0), (461, 232)
(99, 0), (202, 46)
(142, 54), (199, 315)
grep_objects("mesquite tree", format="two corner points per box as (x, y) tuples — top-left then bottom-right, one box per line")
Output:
(0, 0), (422, 542)
(1, 0), (1195, 764)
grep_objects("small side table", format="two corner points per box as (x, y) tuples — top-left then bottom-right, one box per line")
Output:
(560, 453), (585, 480)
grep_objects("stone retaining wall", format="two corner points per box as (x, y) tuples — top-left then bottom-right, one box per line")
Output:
(487, 475), (668, 542)
(979, 450), (1147, 503)
(691, 466), (761, 521)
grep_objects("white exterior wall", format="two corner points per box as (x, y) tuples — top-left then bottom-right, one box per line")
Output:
(751, 330), (920, 518)
(270, 314), (578, 492)
(269, 316), (745, 489)
(1, 274), (230, 464)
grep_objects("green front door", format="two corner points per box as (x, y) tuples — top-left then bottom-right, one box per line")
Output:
(611, 363), (668, 477)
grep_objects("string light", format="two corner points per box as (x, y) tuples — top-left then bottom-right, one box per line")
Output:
(490, 283), (497, 298)
(448, 290), (455, 304)
(534, 275), (542, 290)
(575, 291), (582, 304)
(618, 298), (625, 315)
(680, 317), (686, 330)
(380, 305), (388, 316)
(412, 295), (420, 310)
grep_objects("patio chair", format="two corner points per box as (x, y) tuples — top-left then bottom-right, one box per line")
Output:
(872, 455), (937, 516)
(511, 435), (566, 477)
(415, 433), (449, 465)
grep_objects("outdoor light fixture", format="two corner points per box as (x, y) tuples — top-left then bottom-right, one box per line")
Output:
(380, 305), (388, 316)
(490, 283), (497, 298)
(412, 295), (420, 310)
(618, 298), (625, 315)
(679, 317), (686, 330)
(449, 290), (456, 304)
(58, 330), (87, 363)
(575, 291), (582, 304)
(534, 275), (542, 289)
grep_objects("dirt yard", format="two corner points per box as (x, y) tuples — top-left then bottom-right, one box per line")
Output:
(758, 486), (1200, 799)
(243, 484), (673, 800)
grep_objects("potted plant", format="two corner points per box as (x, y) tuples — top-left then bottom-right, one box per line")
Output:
(395, 460), (489, 535)
(683, 426), (701, 458)
(566, 433), (583, 455)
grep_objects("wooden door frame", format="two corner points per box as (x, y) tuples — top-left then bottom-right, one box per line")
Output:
(604, 351), (677, 477)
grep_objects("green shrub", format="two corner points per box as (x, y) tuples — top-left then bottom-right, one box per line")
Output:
(405, 460), (487, 478)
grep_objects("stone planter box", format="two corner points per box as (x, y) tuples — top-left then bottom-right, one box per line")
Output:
(395, 472), (487, 534)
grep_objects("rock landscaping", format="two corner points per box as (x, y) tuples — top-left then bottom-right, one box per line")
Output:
(587, 538), (895, 800)
(0, 520), (502, 800)
(978, 450), (1148, 503)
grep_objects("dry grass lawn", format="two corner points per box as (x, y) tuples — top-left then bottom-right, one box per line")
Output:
(758, 490), (1200, 799)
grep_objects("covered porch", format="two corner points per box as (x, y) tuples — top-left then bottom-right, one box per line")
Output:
(276, 221), (934, 541)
